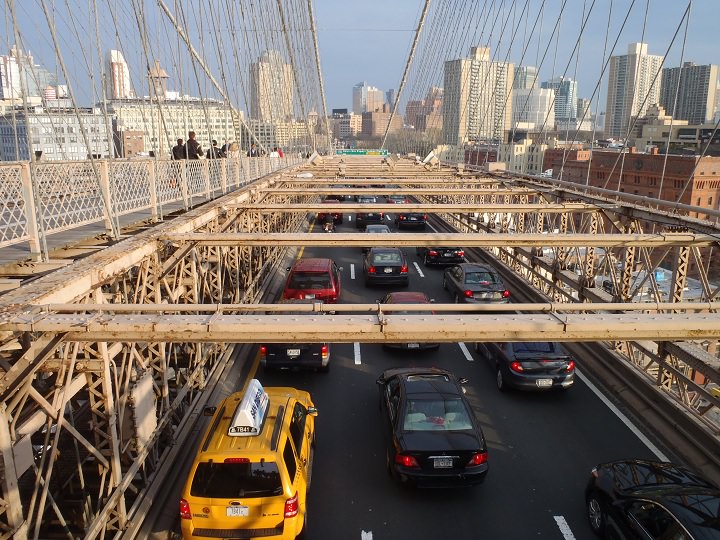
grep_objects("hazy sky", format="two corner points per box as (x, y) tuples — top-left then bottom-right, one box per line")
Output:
(313, 0), (719, 112)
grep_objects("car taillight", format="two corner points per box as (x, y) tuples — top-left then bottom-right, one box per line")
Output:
(467, 452), (488, 466)
(423, 214), (428, 220)
(566, 360), (575, 371)
(321, 345), (329, 360)
(368, 265), (376, 274)
(284, 492), (299, 518)
(399, 215), (406, 221)
(502, 290), (510, 298)
(259, 345), (267, 359)
(400, 264), (408, 273)
(464, 290), (474, 298)
(180, 498), (191, 520)
(457, 250), (465, 257)
(395, 454), (420, 468)
(510, 361), (524, 372)
(428, 250), (438, 256)
(379, 212), (384, 218)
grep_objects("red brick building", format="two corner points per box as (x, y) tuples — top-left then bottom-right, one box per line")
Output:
(544, 148), (720, 220)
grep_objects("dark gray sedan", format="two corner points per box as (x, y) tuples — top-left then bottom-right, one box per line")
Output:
(363, 247), (409, 287)
(442, 263), (510, 303)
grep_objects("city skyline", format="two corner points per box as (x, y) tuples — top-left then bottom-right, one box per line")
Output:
(5, 1), (718, 115)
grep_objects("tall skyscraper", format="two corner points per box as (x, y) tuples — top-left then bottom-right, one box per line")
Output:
(250, 50), (294, 122)
(148, 60), (169, 100)
(513, 66), (538, 90)
(108, 50), (133, 99)
(605, 42), (663, 139)
(660, 62), (719, 125)
(443, 46), (513, 144)
(352, 82), (384, 114)
(0, 46), (56, 101)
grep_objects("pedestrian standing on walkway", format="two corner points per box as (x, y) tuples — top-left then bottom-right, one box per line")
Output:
(206, 140), (222, 159)
(186, 131), (202, 159)
(172, 138), (186, 160)
(247, 143), (259, 157)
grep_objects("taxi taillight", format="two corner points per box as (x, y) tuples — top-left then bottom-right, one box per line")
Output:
(284, 492), (299, 518)
(463, 290), (474, 298)
(180, 498), (191, 520)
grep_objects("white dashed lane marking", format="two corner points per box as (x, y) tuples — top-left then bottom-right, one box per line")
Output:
(413, 262), (425, 278)
(354, 342), (361, 365)
(458, 342), (474, 362)
(553, 516), (576, 540)
(350, 263), (356, 280)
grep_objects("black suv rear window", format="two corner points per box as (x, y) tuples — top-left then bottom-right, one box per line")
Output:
(288, 271), (331, 289)
(190, 461), (282, 498)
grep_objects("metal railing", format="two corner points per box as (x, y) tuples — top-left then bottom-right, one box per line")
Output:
(0, 154), (303, 255)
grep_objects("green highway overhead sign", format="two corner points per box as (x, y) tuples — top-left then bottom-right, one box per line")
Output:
(336, 149), (389, 156)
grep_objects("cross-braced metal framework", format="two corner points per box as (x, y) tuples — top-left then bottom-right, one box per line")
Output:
(0, 156), (719, 538)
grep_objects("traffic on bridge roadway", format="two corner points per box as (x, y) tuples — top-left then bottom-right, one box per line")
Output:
(149, 201), (694, 540)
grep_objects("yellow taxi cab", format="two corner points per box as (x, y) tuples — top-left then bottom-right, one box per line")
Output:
(180, 379), (317, 539)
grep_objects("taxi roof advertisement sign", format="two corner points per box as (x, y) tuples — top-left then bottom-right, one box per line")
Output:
(228, 379), (269, 436)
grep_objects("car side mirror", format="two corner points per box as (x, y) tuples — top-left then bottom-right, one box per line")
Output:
(203, 406), (217, 416)
(286, 266), (291, 271)
(376, 377), (386, 386)
(307, 407), (318, 417)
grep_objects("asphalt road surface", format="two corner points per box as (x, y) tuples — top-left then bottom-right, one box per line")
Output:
(154, 200), (667, 540)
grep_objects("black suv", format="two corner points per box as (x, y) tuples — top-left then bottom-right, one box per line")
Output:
(395, 212), (427, 229)
(260, 299), (330, 372)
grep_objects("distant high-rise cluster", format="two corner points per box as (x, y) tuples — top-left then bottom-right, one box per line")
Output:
(352, 82), (385, 114)
(660, 62), (719, 125)
(108, 50), (134, 99)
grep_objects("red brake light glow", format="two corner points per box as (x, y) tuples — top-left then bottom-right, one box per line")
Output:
(395, 454), (420, 468)
(467, 452), (488, 466)
(179, 498), (191, 520)
(510, 361), (524, 372)
(368, 266), (376, 274)
(502, 290), (510, 298)
(566, 360), (575, 371)
(458, 250), (465, 257)
(224, 457), (250, 463)
(464, 290), (474, 298)
(428, 250), (438, 256)
(284, 492), (299, 518)
(259, 345), (267, 358)
(400, 264), (408, 273)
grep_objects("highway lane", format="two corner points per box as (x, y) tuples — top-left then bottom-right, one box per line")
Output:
(153, 204), (671, 539)
(254, 211), (667, 540)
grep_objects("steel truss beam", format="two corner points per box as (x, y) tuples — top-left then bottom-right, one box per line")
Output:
(163, 232), (718, 248)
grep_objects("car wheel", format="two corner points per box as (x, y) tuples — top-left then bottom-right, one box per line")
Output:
(587, 492), (606, 536)
(496, 366), (507, 392)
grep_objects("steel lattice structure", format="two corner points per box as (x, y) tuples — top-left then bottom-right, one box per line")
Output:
(0, 156), (719, 538)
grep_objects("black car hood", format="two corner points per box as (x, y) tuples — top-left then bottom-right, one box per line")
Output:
(398, 430), (482, 452)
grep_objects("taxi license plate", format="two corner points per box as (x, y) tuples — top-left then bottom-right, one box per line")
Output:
(536, 379), (553, 388)
(434, 458), (453, 468)
(226, 506), (248, 517)
(287, 348), (301, 357)
(384, 268), (393, 273)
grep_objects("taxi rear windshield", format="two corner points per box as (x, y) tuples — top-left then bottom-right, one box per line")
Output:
(288, 272), (331, 290)
(190, 461), (282, 498)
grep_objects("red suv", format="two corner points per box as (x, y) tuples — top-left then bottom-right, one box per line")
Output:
(283, 258), (342, 303)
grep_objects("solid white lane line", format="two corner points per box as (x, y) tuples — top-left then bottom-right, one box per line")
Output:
(413, 262), (425, 278)
(354, 342), (361, 365)
(386, 214), (392, 221)
(576, 370), (669, 460)
(553, 516), (576, 540)
(458, 342), (474, 362)
(361, 531), (373, 540)
(350, 263), (356, 280)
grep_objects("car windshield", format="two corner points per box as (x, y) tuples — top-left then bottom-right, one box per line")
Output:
(190, 461), (282, 498)
(372, 252), (402, 265)
(288, 271), (331, 289)
(403, 399), (472, 431)
(465, 271), (498, 284)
